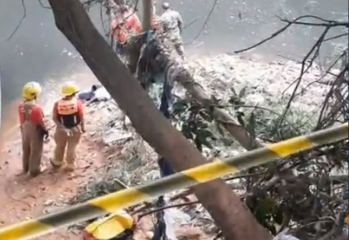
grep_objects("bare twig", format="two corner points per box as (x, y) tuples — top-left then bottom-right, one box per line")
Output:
(184, 0), (218, 45)
(234, 15), (348, 54)
(137, 201), (200, 220)
(274, 26), (331, 132)
(6, 0), (27, 41)
(38, 0), (52, 9)
(277, 15), (349, 27)
(323, 33), (347, 42)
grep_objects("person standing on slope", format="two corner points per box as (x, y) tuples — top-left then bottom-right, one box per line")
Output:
(51, 82), (85, 172)
(159, 2), (185, 59)
(18, 82), (49, 177)
(110, 5), (142, 55)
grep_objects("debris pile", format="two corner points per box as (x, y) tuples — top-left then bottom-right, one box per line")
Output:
(70, 54), (346, 240)
(186, 54), (330, 113)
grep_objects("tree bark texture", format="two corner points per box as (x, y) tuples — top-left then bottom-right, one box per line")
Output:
(47, 0), (273, 239)
(142, 0), (153, 31)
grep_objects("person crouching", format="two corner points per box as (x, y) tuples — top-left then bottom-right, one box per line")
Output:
(51, 81), (85, 172)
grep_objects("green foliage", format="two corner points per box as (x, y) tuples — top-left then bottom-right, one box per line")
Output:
(246, 194), (284, 235)
(172, 99), (216, 151)
(170, 86), (346, 236)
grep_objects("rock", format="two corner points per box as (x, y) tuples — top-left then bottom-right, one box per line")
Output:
(278, 235), (301, 240)
(144, 231), (154, 239)
(184, 54), (332, 117)
(143, 169), (160, 181)
(102, 128), (132, 145)
(175, 227), (204, 240)
(44, 199), (55, 206)
(124, 116), (131, 126)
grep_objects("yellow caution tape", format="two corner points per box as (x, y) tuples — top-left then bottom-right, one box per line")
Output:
(0, 123), (347, 240)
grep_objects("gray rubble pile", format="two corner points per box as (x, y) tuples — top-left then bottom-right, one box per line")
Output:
(185, 54), (331, 113)
(173, 54), (336, 133)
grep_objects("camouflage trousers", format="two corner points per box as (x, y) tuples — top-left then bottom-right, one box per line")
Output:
(167, 32), (185, 58)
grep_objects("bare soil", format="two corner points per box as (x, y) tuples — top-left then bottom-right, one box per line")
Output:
(0, 100), (108, 240)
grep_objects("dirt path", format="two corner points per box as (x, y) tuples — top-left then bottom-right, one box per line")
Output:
(0, 101), (108, 240)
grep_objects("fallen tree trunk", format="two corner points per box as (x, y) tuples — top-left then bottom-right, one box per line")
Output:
(128, 33), (262, 151)
(47, 0), (273, 239)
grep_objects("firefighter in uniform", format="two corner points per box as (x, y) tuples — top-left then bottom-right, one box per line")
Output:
(51, 82), (85, 171)
(18, 82), (48, 177)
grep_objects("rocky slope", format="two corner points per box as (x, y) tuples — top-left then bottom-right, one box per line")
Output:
(0, 53), (342, 240)
(70, 53), (339, 239)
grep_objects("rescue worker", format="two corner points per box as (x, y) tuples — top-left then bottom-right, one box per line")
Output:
(111, 5), (142, 55)
(159, 2), (185, 59)
(18, 82), (48, 177)
(51, 82), (85, 172)
(123, 5), (142, 34)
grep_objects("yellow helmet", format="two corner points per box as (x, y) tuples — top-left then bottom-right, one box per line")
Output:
(22, 82), (42, 100)
(61, 81), (79, 97)
(84, 209), (134, 239)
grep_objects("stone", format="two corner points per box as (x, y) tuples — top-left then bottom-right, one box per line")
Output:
(102, 128), (132, 145)
(44, 199), (55, 206)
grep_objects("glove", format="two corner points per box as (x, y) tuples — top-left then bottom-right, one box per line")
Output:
(43, 130), (49, 140)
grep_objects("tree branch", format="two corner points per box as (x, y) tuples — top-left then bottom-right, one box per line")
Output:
(136, 37), (262, 150)
(6, 0), (27, 41)
(234, 15), (348, 54)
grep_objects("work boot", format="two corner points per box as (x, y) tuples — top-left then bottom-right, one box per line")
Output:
(50, 159), (62, 169)
(63, 163), (75, 172)
(29, 169), (41, 178)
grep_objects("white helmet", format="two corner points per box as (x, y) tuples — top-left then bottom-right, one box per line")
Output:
(162, 2), (170, 10)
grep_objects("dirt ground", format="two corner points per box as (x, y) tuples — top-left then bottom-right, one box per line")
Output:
(0, 95), (111, 239)
(0, 72), (209, 240)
